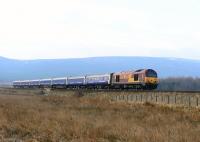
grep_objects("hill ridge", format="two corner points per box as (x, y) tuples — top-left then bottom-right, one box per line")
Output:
(0, 56), (200, 81)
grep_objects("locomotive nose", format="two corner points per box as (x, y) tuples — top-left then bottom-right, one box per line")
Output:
(145, 77), (158, 84)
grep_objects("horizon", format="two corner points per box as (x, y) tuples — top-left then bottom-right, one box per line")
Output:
(0, 0), (200, 60)
(1, 55), (200, 61)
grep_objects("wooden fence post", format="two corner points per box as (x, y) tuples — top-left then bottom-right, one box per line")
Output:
(189, 96), (191, 107)
(175, 95), (177, 104)
(145, 95), (148, 102)
(181, 96), (183, 105)
(168, 96), (170, 104)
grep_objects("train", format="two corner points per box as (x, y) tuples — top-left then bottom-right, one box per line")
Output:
(13, 69), (158, 90)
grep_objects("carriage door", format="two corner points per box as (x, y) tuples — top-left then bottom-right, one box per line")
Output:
(134, 74), (139, 81)
(116, 75), (120, 82)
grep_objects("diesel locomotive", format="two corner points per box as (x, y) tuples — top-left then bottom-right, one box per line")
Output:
(13, 69), (158, 90)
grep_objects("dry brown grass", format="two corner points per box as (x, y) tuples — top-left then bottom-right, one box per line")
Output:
(0, 93), (199, 142)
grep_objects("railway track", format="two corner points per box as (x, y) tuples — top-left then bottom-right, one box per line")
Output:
(50, 89), (200, 95)
(1, 87), (200, 94)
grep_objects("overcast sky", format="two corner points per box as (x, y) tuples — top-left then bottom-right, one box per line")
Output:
(0, 0), (199, 60)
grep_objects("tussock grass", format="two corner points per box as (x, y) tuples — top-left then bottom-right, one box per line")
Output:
(0, 94), (199, 142)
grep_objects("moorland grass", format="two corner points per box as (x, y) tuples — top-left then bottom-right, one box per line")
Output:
(0, 93), (199, 142)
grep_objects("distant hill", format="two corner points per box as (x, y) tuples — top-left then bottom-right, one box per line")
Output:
(0, 56), (200, 81)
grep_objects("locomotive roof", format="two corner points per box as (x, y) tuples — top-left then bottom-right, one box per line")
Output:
(115, 69), (146, 74)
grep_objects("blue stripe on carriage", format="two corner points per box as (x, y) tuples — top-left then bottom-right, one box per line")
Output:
(86, 81), (109, 84)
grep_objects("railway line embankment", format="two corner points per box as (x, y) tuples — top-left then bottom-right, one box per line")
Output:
(0, 87), (200, 108)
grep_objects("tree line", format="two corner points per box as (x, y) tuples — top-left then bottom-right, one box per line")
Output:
(157, 77), (200, 91)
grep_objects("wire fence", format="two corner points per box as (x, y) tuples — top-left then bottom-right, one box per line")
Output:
(111, 93), (200, 107)
(1, 87), (200, 108)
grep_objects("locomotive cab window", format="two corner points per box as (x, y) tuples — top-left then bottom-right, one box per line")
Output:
(134, 74), (139, 81)
(116, 75), (120, 82)
(146, 69), (157, 77)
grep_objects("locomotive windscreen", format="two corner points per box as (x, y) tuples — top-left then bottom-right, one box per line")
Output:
(146, 69), (157, 77)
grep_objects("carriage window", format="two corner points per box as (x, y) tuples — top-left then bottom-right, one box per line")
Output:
(134, 74), (139, 81)
(116, 75), (120, 82)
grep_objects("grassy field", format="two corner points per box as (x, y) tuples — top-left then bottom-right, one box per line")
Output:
(0, 92), (199, 142)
